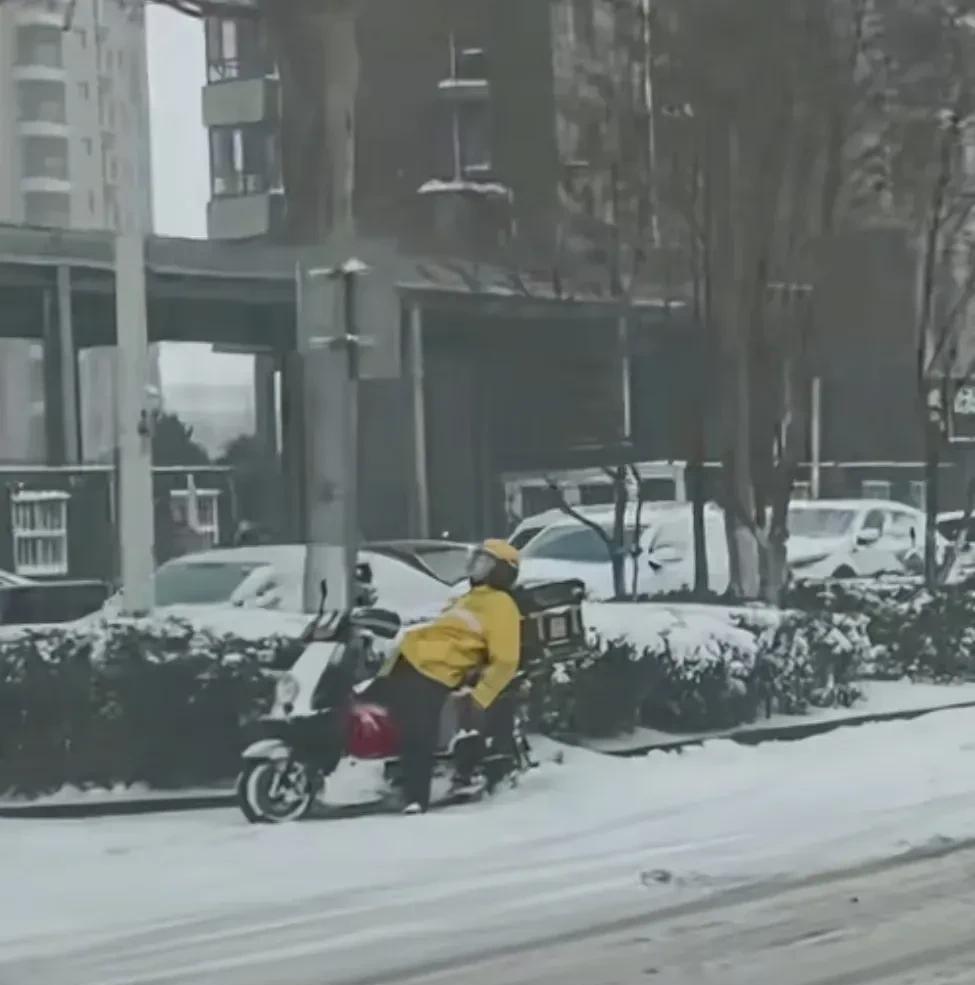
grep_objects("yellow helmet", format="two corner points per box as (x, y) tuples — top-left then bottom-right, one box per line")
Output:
(482, 538), (520, 568)
(470, 538), (520, 588)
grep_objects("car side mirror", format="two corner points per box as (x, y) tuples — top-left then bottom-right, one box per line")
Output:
(857, 528), (881, 547)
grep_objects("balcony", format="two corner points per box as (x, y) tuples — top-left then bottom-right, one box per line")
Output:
(18, 119), (70, 139)
(437, 77), (490, 102)
(21, 176), (71, 195)
(207, 190), (285, 240)
(202, 77), (279, 128)
(12, 63), (66, 83)
(13, 1), (64, 27)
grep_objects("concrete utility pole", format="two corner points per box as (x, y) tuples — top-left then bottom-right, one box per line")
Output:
(114, 233), (156, 615)
(298, 257), (372, 612)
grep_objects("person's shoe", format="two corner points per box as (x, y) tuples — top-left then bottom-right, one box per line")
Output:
(402, 802), (424, 815)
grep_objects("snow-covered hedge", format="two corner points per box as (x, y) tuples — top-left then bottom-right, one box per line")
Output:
(0, 618), (286, 797)
(786, 578), (975, 681)
(1, 602), (871, 796)
(526, 603), (868, 738)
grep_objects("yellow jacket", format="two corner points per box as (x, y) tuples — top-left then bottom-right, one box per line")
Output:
(399, 586), (521, 708)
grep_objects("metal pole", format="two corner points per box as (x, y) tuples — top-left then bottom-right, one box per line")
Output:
(115, 232), (155, 614)
(810, 376), (822, 499)
(340, 268), (360, 608)
(409, 302), (430, 538)
(300, 259), (369, 612)
(56, 265), (80, 463)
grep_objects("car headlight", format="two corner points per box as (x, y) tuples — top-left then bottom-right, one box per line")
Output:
(275, 673), (300, 705)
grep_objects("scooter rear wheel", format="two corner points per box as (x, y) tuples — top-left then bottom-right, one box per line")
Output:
(237, 760), (317, 823)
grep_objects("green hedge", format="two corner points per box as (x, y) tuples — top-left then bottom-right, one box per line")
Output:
(0, 619), (282, 798)
(525, 605), (867, 739)
(786, 577), (975, 682)
(0, 603), (872, 798)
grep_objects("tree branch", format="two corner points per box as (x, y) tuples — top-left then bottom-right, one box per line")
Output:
(544, 477), (612, 546)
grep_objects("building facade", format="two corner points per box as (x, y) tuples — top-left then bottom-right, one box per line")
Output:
(0, 0), (156, 464)
(199, 0), (648, 267)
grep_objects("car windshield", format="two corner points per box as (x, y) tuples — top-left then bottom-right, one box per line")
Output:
(788, 508), (856, 538)
(154, 560), (269, 606)
(509, 525), (545, 549)
(410, 545), (471, 585)
(522, 523), (641, 562)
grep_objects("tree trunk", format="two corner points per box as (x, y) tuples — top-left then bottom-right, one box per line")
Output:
(764, 314), (807, 605)
(924, 414), (941, 587)
(263, 0), (360, 243)
(611, 465), (628, 599)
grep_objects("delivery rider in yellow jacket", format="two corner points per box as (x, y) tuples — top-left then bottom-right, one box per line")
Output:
(385, 539), (521, 814)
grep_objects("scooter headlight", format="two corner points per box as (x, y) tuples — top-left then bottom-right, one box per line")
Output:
(276, 673), (300, 705)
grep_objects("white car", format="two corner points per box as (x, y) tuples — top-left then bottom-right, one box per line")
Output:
(100, 544), (454, 621)
(787, 499), (935, 580)
(516, 503), (730, 599)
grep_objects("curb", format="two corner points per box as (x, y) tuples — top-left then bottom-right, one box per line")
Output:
(601, 698), (975, 757)
(6, 700), (975, 819)
(0, 792), (235, 820)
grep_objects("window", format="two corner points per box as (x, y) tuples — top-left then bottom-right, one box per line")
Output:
(17, 80), (66, 123)
(209, 125), (278, 196)
(909, 480), (926, 511)
(78, 81), (90, 101)
(862, 509), (887, 535)
(88, 190), (96, 214)
(23, 191), (70, 227)
(11, 491), (69, 577)
(456, 46), (487, 81)
(887, 510), (920, 548)
(436, 99), (493, 180)
(205, 16), (271, 81)
(458, 102), (491, 175)
(524, 527), (611, 563)
(83, 137), (93, 156)
(862, 479), (892, 500)
(16, 25), (63, 69)
(169, 488), (221, 548)
(21, 135), (69, 180)
(76, 28), (88, 50)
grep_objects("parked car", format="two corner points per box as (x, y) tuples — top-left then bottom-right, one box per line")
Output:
(516, 503), (730, 599)
(367, 539), (473, 586)
(1, 579), (110, 625)
(787, 499), (937, 580)
(99, 544), (455, 620)
(513, 497), (941, 597)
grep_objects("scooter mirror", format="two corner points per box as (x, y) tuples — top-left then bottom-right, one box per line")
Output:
(319, 578), (328, 601)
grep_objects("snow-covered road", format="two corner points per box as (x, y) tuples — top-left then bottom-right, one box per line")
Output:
(6, 709), (975, 985)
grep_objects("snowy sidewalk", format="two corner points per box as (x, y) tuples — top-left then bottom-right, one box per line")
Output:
(584, 679), (975, 755)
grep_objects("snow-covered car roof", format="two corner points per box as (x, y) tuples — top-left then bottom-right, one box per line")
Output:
(511, 501), (717, 540)
(113, 544), (453, 618)
(789, 499), (924, 514)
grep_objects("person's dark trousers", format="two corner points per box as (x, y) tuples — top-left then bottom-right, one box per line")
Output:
(385, 658), (451, 811)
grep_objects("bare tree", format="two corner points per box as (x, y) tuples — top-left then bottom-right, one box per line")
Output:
(544, 463), (645, 601)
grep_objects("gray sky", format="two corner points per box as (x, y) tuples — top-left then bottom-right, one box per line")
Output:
(146, 5), (252, 387)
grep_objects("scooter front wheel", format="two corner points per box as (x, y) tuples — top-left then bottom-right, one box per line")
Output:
(237, 760), (317, 824)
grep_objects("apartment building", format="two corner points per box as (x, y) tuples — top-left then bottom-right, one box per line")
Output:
(0, 0), (156, 463)
(199, 0), (645, 263)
